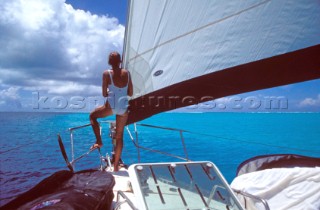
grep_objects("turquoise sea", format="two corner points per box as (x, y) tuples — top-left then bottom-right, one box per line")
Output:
(0, 112), (320, 206)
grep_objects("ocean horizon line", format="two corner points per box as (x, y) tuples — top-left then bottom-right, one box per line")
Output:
(1, 111), (319, 114)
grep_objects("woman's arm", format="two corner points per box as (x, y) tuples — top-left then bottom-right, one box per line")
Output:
(102, 70), (109, 97)
(127, 71), (133, 97)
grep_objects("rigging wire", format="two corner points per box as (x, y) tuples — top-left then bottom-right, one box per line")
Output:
(0, 137), (54, 155)
(1, 122), (319, 156)
(188, 130), (320, 155)
(136, 123), (320, 155)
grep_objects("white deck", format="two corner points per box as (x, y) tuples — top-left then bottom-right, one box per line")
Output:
(110, 168), (137, 210)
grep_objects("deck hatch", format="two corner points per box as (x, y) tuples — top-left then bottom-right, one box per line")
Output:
(129, 161), (244, 210)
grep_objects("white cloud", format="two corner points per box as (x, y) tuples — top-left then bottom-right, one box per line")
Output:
(47, 82), (100, 95)
(0, 87), (22, 109)
(0, 87), (20, 100)
(0, 0), (124, 109)
(298, 94), (320, 107)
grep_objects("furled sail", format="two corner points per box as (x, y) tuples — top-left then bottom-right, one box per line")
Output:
(123, 0), (320, 124)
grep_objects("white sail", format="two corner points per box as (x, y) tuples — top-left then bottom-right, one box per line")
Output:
(123, 0), (320, 123)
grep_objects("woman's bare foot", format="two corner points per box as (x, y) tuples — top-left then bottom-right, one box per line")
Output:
(113, 162), (125, 172)
(90, 143), (103, 150)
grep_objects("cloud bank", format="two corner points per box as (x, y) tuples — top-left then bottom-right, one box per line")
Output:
(299, 94), (320, 108)
(0, 0), (124, 110)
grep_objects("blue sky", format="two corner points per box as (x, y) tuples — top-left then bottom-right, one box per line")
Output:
(65, 0), (128, 24)
(0, 0), (319, 113)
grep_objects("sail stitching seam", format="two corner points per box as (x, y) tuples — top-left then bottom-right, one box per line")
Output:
(129, 0), (271, 61)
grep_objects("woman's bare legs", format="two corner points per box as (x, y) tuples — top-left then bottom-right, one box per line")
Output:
(113, 112), (128, 171)
(89, 104), (113, 149)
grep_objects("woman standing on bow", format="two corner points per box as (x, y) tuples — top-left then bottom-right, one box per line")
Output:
(90, 51), (133, 172)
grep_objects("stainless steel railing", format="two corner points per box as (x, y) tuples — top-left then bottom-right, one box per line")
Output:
(66, 121), (191, 170)
(232, 189), (270, 210)
(126, 123), (191, 162)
